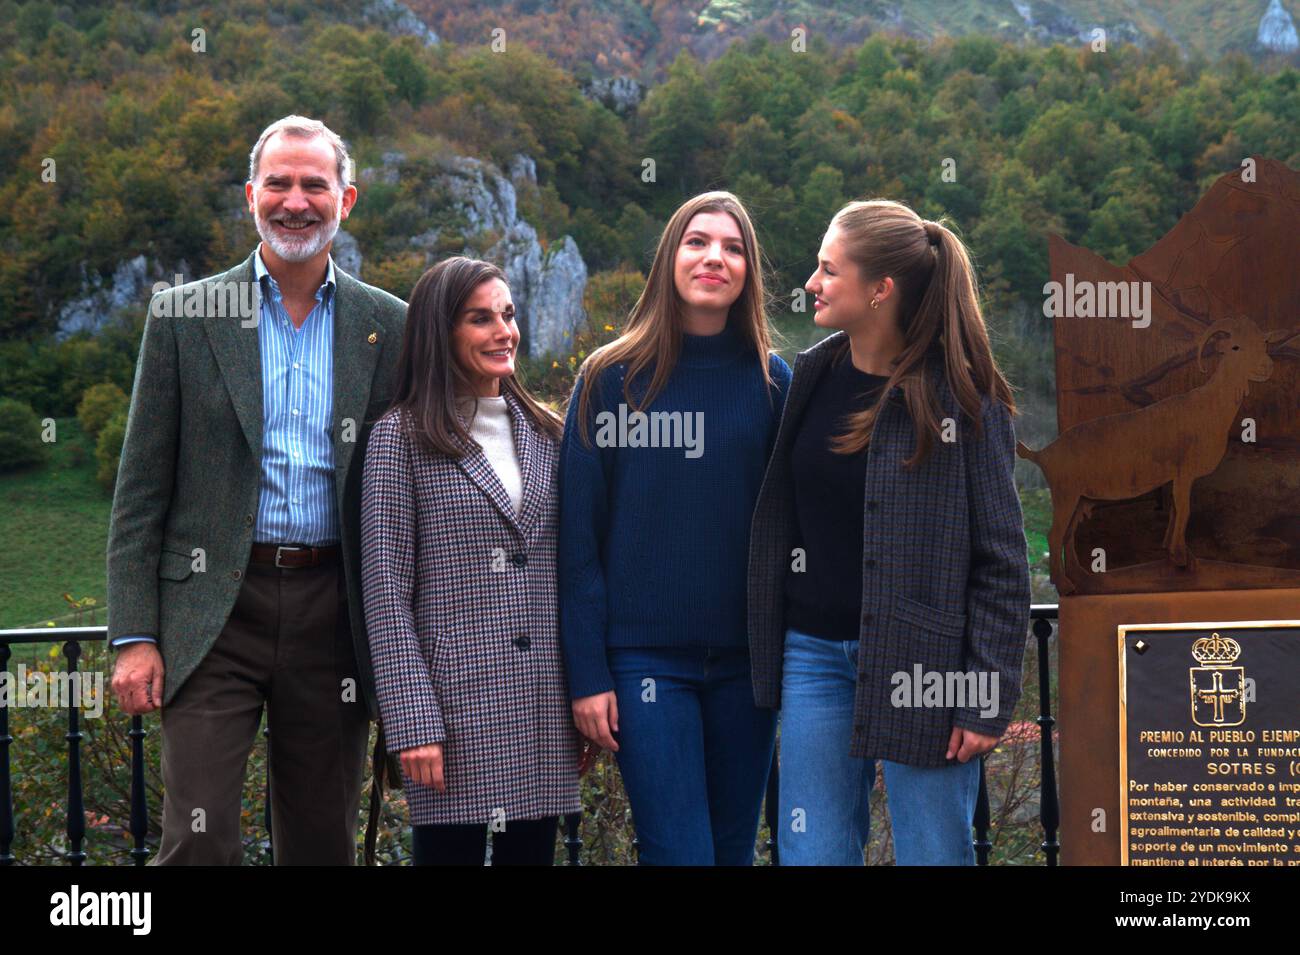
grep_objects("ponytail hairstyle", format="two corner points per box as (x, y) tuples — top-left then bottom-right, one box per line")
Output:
(827, 199), (1015, 468)
(390, 255), (562, 458)
(572, 190), (779, 444)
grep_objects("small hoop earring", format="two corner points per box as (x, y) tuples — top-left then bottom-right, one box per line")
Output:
(870, 299), (879, 310)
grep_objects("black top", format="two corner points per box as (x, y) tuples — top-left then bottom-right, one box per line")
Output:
(784, 349), (890, 641)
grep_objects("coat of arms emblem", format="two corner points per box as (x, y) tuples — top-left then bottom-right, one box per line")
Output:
(1189, 632), (1247, 727)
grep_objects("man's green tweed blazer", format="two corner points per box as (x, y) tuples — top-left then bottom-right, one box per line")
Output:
(106, 250), (407, 718)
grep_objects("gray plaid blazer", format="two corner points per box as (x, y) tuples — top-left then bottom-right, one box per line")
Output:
(360, 394), (581, 826)
(748, 332), (1030, 766)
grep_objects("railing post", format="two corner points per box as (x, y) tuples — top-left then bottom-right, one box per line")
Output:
(63, 640), (86, 865)
(128, 713), (150, 864)
(973, 756), (992, 865)
(563, 810), (582, 865)
(1035, 614), (1060, 866)
(262, 721), (273, 863)
(1, 642), (13, 866)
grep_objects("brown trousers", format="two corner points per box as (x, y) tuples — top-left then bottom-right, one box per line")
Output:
(154, 558), (370, 865)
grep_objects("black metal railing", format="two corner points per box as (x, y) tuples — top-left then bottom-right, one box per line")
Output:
(970, 605), (1060, 865)
(0, 627), (149, 865)
(2, 606), (1059, 865)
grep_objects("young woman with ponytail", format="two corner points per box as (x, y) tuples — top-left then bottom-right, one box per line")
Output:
(747, 199), (1030, 865)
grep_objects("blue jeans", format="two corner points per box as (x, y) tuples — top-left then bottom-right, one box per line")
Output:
(608, 646), (777, 865)
(778, 628), (980, 866)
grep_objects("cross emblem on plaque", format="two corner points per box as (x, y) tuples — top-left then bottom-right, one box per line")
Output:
(1195, 670), (1241, 724)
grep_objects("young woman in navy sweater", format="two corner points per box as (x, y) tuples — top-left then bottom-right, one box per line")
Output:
(559, 191), (792, 865)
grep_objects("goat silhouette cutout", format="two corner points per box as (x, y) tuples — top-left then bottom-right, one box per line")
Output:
(1017, 316), (1295, 595)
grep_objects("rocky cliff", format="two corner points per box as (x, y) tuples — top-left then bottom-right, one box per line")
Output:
(56, 148), (588, 359)
(363, 150), (588, 359)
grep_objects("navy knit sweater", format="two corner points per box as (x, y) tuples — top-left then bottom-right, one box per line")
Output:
(558, 322), (793, 700)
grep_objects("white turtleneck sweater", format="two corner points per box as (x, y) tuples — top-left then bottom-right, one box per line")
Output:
(458, 395), (522, 515)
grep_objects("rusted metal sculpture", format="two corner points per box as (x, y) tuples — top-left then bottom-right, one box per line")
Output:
(1018, 316), (1293, 594)
(1020, 156), (1300, 596)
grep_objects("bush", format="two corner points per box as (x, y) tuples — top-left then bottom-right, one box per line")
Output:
(365, 251), (426, 301)
(95, 409), (127, 492)
(0, 329), (138, 419)
(0, 397), (49, 472)
(51, 333), (138, 418)
(76, 382), (128, 441)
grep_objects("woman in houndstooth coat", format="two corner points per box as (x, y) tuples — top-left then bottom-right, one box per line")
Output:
(360, 256), (582, 865)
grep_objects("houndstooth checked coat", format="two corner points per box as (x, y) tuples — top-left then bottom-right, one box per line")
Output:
(360, 392), (581, 826)
(748, 332), (1030, 767)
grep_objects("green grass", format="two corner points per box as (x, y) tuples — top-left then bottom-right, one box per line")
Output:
(0, 418), (110, 632)
(0, 388), (1058, 634)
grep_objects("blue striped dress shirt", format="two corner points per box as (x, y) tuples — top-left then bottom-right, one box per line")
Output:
(252, 248), (340, 546)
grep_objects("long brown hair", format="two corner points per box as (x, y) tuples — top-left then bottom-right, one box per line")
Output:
(827, 199), (1014, 467)
(572, 191), (779, 440)
(389, 256), (562, 457)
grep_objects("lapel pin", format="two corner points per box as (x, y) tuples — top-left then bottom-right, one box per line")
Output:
(367, 332), (377, 344)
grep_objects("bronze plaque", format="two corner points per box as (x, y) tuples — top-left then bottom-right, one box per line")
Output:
(1119, 620), (1300, 868)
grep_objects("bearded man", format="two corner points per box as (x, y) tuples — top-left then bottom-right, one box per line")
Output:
(107, 115), (407, 864)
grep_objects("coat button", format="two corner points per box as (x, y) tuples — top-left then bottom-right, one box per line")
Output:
(866, 501), (879, 511)
(510, 552), (527, 567)
(232, 569), (242, 581)
(864, 558), (876, 569)
(861, 612), (872, 623)
(513, 635), (531, 650)
(244, 514), (254, 526)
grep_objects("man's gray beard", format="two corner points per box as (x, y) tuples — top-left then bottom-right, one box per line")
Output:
(255, 208), (341, 263)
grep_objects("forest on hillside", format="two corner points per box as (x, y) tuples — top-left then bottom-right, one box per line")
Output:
(0, 0), (1297, 425)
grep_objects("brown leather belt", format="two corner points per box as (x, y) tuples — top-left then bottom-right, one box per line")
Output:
(249, 542), (341, 568)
